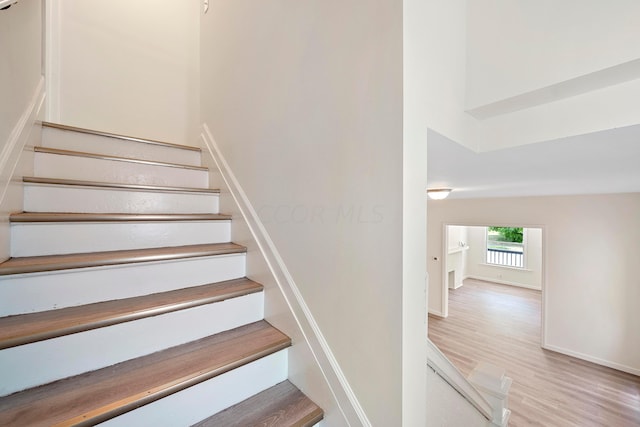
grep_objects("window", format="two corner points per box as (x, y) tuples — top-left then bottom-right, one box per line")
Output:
(486, 227), (524, 268)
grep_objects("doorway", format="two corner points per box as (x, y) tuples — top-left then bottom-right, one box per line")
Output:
(441, 223), (546, 343)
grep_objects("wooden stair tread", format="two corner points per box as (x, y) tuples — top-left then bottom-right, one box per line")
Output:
(35, 146), (208, 171)
(0, 243), (245, 276)
(193, 380), (323, 427)
(23, 176), (221, 194)
(43, 122), (201, 152)
(0, 321), (290, 427)
(0, 278), (262, 349)
(10, 212), (232, 222)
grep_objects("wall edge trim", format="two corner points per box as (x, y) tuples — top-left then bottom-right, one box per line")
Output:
(0, 76), (45, 208)
(428, 310), (446, 318)
(542, 343), (640, 377)
(465, 275), (542, 291)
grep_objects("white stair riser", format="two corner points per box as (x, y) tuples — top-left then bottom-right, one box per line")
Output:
(101, 350), (288, 427)
(0, 293), (264, 396)
(42, 127), (201, 166)
(34, 152), (209, 189)
(0, 254), (246, 316)
(24, 184), (219, 214)
(11, 221), (231, 257)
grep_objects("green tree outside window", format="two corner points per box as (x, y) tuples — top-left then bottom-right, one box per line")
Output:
(488, 227), (523, 243)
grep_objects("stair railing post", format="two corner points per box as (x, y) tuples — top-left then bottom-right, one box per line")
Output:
(467, 362), (512, 427)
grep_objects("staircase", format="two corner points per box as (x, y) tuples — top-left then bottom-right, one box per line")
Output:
(0, 123), (323, 426)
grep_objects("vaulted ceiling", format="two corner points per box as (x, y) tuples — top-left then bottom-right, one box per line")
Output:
(427, 125), (640, 199)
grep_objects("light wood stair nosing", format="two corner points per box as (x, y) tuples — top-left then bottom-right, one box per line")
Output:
(298, 410), (326, 427)
(0, 321), (291, 427)
(43, 122), (201, 152)
(35, 146), (208, 171)
(11, 123), (322, 426)
(23, 176), (221, 194)
(10, 212), (232, 223)
(0, 243), (246, 276)
(193, 380), (324, 427)
(0, 278), (263, 350)
(59, 343), (290, 427)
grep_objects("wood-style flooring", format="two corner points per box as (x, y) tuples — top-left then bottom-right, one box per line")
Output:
(428, 279), (640, 427)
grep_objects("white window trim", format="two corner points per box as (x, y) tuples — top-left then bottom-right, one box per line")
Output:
(485, 226), (526, 269)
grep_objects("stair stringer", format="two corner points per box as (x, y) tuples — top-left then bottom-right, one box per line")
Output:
(0, 121), (325, 425)
(0, 77), (45, 262)
(427, 339), (509, 426)
(200, 124), (366, 427)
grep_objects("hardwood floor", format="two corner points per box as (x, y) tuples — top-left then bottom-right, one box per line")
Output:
(428, 279), (640, 427)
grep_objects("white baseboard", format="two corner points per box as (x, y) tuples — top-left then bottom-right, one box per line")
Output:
(466, 275), (541, 291)
(428, 309), (446, 318)
(542, 343), (640, 377)
(200, 123), (370, 426)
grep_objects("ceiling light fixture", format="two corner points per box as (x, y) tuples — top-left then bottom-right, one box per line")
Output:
(427, 188), (452, 200)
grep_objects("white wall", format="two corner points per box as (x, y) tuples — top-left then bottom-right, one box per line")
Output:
(428, 194), (640, 375)
(48, 0), (200, 144)
(447, 225), (467, 251)
(403, 0), (430, 424)
(0, 0), (44, 261)
(465, 0), (640, 151)
(423, 0), (640, 153)
(465, 226), (542, 290)
(0, 1), (41, 143)
(445, 225), (468, 289)
(424, 0), (480, 152)
(200, 1), (408, 425)
(468, 0), (640, 151)
(197, 146), (349, 426)
(466, 0), (640, 109)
